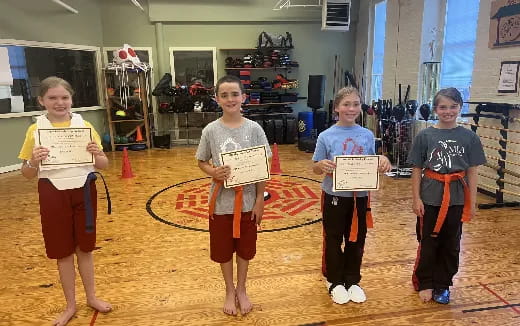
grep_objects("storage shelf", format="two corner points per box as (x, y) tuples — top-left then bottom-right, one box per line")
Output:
(104, 69), (151, 151)
(244, 102), (297, 106)
(220, 47), (294, 51)
(225, 67), (295, 70)
(109, 95), (142, 100)
(114, 142), (147, 146)
(245, 89), (298, 92)
(244, 112), (294, 117)
(112, 119), (144, 123)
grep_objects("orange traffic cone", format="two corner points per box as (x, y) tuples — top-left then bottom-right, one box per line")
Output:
(121, 147), (134, 178)
(135, 126), (144, 142)
(270, 143), (282, 174)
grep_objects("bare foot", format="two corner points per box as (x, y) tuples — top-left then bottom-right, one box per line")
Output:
(236, 288), (253, 315)
(87, 298), (112, 313)
(419, 289), (433, 302)
(52, 306), (76, 326)
(223, 290), (237, 316)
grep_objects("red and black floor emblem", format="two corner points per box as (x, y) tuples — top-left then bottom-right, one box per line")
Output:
(146, 175), (323, 233)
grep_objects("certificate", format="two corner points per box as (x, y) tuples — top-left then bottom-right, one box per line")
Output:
(37, 128), (94, 170)
(497, 61), (519, 93)
(333, 155), (380, 192)
(220, 145), (270, 188)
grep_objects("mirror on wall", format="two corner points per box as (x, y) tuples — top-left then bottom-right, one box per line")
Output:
(169, 47), (217, 88)
(0, 44), (100, 114)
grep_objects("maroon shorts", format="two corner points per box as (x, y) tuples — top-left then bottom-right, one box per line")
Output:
(209, 211), (257, 263)
(38, 179), (97, 259)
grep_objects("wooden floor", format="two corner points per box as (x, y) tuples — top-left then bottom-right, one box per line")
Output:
(0, 144), (519, 326)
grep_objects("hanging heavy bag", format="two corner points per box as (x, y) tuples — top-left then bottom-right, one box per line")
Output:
(419, 103), (431, 121)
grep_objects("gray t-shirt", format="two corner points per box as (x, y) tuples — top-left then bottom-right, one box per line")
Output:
(196, 118), (272, 215)
(407, 126), (486, 206)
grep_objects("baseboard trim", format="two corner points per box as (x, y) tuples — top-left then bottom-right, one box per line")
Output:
(0, 163), (21, 174)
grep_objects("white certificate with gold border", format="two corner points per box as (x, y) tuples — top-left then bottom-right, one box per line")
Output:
(220, 145), (270, 188)
(37, 128), (94, 171)
(333, 155), (380, 192)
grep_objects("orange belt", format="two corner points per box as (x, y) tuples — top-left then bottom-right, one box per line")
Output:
(423, 169), (471, 237)
(322, 173), (374, 242)
(208, 179), (244, 238)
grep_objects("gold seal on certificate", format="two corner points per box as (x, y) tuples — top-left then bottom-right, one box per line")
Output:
(332, 155), (380, 192)
(37, 128), (94, 170)
(220, 145), (271, 188)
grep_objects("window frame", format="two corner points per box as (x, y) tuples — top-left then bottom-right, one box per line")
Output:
(366, 0), (388, 104)
(0, 39), (103, 119)
(168, 47), (217, 87)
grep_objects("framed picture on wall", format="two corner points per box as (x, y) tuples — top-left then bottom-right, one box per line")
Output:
(497, 61), (519, 93)
(489, 0), (520, 48)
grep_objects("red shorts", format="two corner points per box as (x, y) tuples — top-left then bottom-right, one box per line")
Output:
(38, 179), (97, 259)
(209, 211), (257, 263)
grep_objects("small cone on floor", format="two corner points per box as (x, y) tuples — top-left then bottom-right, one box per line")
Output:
(135, 126), (144, 142)
(121, 147), (134, 178)
(270, 143), (282, 174)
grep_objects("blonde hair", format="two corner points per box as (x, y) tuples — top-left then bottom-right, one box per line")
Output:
(333, 86), (361, 109)
(39, 76), (75, 97)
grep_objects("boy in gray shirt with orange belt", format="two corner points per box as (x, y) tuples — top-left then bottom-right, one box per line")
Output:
(408, 88), (485, 304)
(196, 75), (271, 316)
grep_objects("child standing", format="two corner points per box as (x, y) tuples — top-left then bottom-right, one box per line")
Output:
(407, 88), (486, 304)
(196, 75), (271, 316)
(312, 87), (391, 304)
(18, 77), (112, 325)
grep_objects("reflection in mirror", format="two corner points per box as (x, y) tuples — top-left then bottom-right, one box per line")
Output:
(0, 45), (99, 114)
(172, 50), (215, 88)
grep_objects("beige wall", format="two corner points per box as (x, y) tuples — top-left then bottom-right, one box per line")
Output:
(471, 0), (520, 201)
(0, 0), (105, 170)
(158, 23), (355, 112)
(356, 0), (520, 201)
(148, 0), (321, 22)
(0, 0), (359, 171)
(0, 0), (103, 45)
(100, 0), (359, 111)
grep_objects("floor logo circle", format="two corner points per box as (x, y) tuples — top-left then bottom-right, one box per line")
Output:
(146, 175), (323, 233)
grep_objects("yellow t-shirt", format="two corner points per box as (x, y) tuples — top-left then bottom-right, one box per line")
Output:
(18, 120), (103, 161)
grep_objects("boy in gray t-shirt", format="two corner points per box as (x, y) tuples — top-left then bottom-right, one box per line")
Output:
(196, 75), (271, 316)
(407, 88), (486, 305)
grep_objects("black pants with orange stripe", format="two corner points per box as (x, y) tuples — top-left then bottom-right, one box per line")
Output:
(322, 193), (368, 288)
(413, 204), (463, 291)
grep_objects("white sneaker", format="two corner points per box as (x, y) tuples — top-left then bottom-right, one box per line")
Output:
(326, 281), (350, 304)
(347, 284), (367, 303)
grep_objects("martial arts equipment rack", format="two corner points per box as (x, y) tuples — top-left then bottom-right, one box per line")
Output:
(461, 101), (520, 209)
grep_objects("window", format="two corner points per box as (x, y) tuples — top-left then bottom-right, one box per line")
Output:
(370, 0), (387, 101)
(169, 47), (217, 88)
(440, 0), (480, 113)
(0, 40), (101, 115)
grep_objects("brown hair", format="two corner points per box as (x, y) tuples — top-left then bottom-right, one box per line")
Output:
(39, 76), (75, 97)
(433, 87), (463, 108)
(215, 75), (244, 95)
(333, 86), (361, 109)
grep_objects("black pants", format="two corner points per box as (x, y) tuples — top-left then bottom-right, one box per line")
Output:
(413, 204), (463, 291)
(322, 193), (367, 288)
